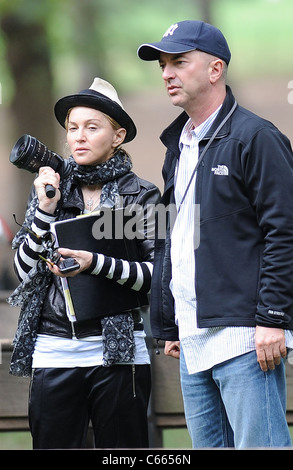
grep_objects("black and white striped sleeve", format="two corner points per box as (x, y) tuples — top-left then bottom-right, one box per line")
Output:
(88, 253), (153, 294)
(14, 208), (56, 281)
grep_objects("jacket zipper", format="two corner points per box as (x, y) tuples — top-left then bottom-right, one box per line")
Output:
(132, 364), (136, 398)
(155, 339), (160, 355)
(29, 368), (35, 402)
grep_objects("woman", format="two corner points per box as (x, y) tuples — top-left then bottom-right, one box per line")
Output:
(10, 78), (160, 449)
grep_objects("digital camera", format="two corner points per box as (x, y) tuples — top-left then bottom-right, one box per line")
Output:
(10, 134), (71, 197)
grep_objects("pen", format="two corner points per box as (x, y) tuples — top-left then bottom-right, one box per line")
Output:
(38, 254), (55, 267)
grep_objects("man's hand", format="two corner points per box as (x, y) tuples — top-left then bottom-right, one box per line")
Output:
(164, 340), (180, 359)
(255, 325), (287, 372)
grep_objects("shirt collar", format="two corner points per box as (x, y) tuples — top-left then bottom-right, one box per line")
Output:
(179, 105), (222, 149)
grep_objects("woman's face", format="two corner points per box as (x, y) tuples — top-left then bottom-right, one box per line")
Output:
(66, 106), (126, 166)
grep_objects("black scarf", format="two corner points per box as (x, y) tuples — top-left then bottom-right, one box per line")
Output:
(8, 149), (135, 376)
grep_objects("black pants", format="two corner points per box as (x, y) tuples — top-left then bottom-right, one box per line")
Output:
(29, 364), (151, 449)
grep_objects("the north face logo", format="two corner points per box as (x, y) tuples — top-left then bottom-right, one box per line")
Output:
(163, 24), (178, 38)
(211, 165), (229, 176)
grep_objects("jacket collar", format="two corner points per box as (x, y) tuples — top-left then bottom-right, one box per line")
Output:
(160, 86), (236, 154)
(117, 172), (141, 194)
(202, 86), (236, 141)
(62, 171), (140, 212)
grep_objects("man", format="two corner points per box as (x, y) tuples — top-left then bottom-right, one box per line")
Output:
(138, 20), (293, 448)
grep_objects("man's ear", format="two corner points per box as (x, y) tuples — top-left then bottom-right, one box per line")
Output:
(209, 59), (224, 84)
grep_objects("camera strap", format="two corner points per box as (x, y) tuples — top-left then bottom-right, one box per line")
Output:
(177, 99), (237, 214)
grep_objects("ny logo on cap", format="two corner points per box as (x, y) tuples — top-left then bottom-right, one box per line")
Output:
(163, 23), (178, 38)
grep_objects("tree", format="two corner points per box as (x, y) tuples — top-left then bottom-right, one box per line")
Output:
(198, 0), (213, 24)
(1, 13), (55, 146)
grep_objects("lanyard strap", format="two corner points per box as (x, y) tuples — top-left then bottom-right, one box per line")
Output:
(177, 100), (237, 214)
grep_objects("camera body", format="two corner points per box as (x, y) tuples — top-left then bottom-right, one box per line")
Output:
(10, 134), (72, 197)
(10, 135), (79, 273)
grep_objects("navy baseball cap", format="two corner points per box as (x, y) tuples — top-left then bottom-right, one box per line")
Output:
(137, 20), (231, 65)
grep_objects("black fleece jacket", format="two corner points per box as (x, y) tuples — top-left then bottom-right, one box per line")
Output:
(150, 86), (293, 341)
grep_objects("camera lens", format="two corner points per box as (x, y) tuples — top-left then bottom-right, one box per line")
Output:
(10, 134), (62, 174)
(10, 133), (72, 198)
(10, 134), (41, 172)
(17, 143), (26, 157)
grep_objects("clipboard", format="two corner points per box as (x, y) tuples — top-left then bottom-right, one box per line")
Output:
(50, 209), (148, 322)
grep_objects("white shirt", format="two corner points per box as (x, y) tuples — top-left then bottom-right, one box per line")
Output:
(32, 331), (150, 368)
(170, 111), (293, 374)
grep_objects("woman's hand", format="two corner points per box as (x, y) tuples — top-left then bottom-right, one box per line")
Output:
(34, 166), (61, 214)
(48, 248), (93, 278)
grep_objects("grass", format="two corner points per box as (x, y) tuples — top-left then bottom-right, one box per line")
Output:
(0, 429), (191, 450)
(163, 428), (192, 448)
(0, 432), (32, 450)
(165, 426), (293, 448)
(0, 427), (292, 450)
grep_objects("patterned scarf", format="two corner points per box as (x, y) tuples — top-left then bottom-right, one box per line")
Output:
(8, 149), (135, 376)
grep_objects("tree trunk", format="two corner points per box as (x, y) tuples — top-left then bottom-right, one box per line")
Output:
(1, 14), (55, 145)
(1, 14), (56, 216)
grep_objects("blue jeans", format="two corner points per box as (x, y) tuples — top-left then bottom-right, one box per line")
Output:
(180, 349), (292, 449)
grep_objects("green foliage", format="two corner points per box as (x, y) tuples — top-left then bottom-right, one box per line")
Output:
(0, 0), (199, 95)
(214, 0), (293, 79)
(0, 0), (292, 97)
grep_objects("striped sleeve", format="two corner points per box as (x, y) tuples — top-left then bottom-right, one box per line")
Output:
(14, 208), (56, 281)
(90, 253), (153, 293)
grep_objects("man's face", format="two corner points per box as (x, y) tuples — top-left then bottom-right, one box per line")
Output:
(158, 50), (213, 112)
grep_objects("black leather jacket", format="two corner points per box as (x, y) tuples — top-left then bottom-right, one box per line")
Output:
(38, 171), (160, 339)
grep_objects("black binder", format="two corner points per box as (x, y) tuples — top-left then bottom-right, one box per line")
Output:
(50, 209), (148, 321)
